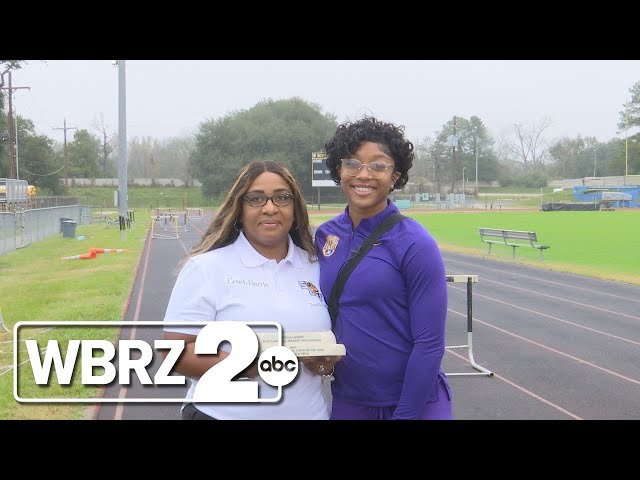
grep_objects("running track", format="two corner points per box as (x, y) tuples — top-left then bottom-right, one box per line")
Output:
(93, 213), (640, 420)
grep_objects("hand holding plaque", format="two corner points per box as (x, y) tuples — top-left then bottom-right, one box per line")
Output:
(256, 330), (346, 359)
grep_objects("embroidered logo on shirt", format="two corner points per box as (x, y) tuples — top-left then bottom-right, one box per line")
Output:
(298, 281), (324, 301)
(322, 235), (339, 257)
(226, 277), (270, 287)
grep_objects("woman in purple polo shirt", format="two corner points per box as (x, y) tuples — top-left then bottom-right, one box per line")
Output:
(314, 116), (453, 420)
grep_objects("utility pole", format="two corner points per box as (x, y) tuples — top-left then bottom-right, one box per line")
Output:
(450, 116), (457, 193)
(53, 118), (77, 189)
(14, 105), (19, 180)
(0, 68), (30, 179)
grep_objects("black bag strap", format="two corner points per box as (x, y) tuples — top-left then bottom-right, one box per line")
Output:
(328, 213), (407, 325)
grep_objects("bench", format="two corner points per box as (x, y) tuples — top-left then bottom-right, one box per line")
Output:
(478, 227), (550, 259)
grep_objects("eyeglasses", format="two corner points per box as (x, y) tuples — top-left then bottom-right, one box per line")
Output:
(341, 158), (394, 179)
(243, 193), (294, 208)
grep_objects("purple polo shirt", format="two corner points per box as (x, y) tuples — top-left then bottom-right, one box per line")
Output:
(315, 201), (449, 419)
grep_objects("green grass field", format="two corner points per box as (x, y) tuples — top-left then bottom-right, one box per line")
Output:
(69, 186), (217, 210)
(0, 211), (151, 419)
(311, 209), (640, 285)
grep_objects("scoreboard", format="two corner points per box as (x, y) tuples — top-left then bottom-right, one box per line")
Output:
(311, 152), (336, 187)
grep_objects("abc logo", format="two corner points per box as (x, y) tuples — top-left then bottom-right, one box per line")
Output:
(258, 346), (298, 387)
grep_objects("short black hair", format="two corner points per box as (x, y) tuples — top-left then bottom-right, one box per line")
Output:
(324, 116), (414, 191)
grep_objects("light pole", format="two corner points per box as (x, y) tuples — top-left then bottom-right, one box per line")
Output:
(625, 125), (628, 183)
(593, 148), (597, 177)
(462, 166), (466, 194)
(432, 154), (437, 181)
(473, 126), (478, 196)
(113, 60), (128, 237)
(448, 116), (457, 194)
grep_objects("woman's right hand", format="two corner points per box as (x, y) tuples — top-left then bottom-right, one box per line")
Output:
(300, 356), (342, 376)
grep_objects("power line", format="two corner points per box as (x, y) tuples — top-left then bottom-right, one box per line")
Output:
(52, 118), (77, 189)
(19, 164), (65, 176)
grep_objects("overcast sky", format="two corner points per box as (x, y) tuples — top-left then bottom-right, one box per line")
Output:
(7, 60), (640, 147)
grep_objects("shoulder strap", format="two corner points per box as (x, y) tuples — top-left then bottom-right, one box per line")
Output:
(327, 213), (407, 325)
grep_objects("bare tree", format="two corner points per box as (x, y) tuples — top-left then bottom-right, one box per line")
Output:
(90, 113), (116, 175)
(128, 136), (155, 178)
(494, 135), (514, 164)
(510, 118), (552, 169)
(413, 135), (433, 178)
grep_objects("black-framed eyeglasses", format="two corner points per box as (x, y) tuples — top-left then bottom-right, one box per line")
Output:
(243, 193), (294, 208)
(340, 158), (394, 179)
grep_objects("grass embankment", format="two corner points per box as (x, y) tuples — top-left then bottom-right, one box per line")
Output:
(69, 186), (216, 210)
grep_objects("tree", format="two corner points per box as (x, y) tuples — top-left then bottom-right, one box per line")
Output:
(0, 60), (25, 71)
(128, 136), (155, 179)
(605, 135), (640, 176)
(510, 118), (552, 169)
(618, 81), (640, 132)
(548, 135), (598, 179)
(617, 82), (640, 176)
(189, 97), (337, 198)
(464, 116), (499, 185)
(90, 113), (117, 175)
(156, 136), (194, 183)
(426, 115), (500, 194)
(127, 135), (195, 182)
(600, 138), (631, 176)
(15, 117), (64, 194)
(67, 129), (101, 180)
(413, 135), (434, 179)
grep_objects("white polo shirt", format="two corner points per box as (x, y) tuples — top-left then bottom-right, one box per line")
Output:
(164, 231), (331, 420)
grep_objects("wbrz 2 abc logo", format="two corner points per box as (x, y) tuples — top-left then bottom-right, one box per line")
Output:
(14, 321), (298, 404)
(192, 322), (298, 403)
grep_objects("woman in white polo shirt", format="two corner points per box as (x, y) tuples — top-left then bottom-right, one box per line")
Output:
(163, 160), (339, 420)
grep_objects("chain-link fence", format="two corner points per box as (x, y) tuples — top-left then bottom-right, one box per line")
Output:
(0, 205), (91, 255)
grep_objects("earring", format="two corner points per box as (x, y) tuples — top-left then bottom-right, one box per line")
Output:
(234, 220), (242, 232)
(290, 221), (299, 231)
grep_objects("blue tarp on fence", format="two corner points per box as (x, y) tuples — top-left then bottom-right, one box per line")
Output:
(572, 185), (639, 208)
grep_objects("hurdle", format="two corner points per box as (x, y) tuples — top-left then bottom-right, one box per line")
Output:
(162, 214), (189, 234)
(150, 212), (180, 240)
(186, 207), (204, 221)
(445, 274), (493, 377)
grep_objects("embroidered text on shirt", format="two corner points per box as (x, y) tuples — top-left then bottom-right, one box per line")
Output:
(226, 277), (270, 288)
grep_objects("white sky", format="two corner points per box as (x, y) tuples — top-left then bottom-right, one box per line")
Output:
(7, 60), (640, 146)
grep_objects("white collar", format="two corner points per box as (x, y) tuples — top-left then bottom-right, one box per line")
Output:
(234, 231), (303, 268)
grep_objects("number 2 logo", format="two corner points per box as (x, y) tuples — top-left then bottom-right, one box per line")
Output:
(192, 321), (298, 403)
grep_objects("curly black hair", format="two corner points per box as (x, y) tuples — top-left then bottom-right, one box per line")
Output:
(324, 116), (414, 191)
